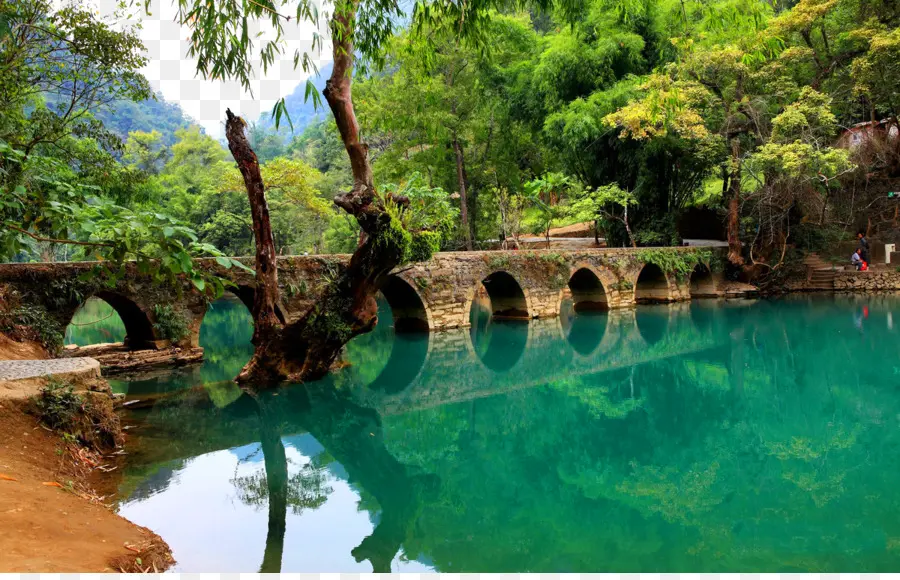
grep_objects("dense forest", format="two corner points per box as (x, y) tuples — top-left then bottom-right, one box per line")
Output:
(2, 0), (900, 274)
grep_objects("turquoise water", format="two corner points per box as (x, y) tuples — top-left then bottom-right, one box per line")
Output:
(65, 297), (126, 345)
(105, 294), (900, 572)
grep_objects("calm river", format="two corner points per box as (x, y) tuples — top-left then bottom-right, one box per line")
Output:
(68, 294), (900, 572)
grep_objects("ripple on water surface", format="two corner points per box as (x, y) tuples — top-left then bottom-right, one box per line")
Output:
(101, 294), (900, 572)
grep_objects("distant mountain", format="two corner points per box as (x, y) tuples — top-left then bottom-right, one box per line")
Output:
(45, 89), (200, 146)
(94, 93), (199, 146)
(255, 62), (333, 135)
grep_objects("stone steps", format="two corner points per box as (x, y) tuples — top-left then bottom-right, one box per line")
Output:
(803, 253), (837, 290)
(803, 252), (833, 269)
(808, 272), (836, 290)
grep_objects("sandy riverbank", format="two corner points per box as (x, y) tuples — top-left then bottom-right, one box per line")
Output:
(0, 375), (173, 572)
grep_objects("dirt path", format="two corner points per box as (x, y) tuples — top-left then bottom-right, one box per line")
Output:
(0, 379), (172, 572)
(0, 334), (47, 360)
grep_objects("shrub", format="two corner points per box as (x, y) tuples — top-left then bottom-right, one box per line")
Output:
(487, 254), (511, 270)
(0, 304), (64, 354)
(33, 378), (83, 431)
(636, 248), (713, 279)
(30, 378), (123, 450)
(409, 230), (441, 262)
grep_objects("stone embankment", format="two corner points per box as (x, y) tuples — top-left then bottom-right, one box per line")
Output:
(833, 270), (900, 291)
(0, 357), (101, 399)
(0, 357), (100, 382)
(789, 252), (900, 293)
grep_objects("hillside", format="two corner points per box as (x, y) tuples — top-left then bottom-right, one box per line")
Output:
(44, 90), (200, 147)
(95, 93), (198, 146)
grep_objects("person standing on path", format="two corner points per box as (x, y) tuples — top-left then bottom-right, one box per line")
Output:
(858, 231), (871, 265)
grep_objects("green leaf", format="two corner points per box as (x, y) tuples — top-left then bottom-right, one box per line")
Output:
(179, 252), (193, 274)
(231, 259), (255, 273)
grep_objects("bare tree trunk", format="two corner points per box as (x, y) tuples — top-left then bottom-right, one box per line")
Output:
(453, 136), (473, 250)
(623, 206), (636, 248)
(727, 138), (744, 265)
(225, 109), (280, 345)
(229, 1), (411, 384)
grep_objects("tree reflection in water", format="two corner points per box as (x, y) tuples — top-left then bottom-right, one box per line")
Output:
(229, 395), (333, 572)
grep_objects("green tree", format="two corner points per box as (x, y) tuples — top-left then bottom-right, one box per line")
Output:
(571, 184), (639, 247)
(156, 0), (570, 384)
(124, 130), (170, 175)
(524, 172), (576, 247)
(0, 0), (248, 290)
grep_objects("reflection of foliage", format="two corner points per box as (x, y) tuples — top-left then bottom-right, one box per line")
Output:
(205, 381), (243, 408)
(343, 298), (394, 384)
(231, 457), (333, 515)
(120, 296), (900, 572)
(550, 375), (644, 419)
(680, 360), (730, 391)
(613, 461), (723, 525)
(764, 426), (860, 462)
(64, 297), (125, 346)
(199, 297), (254, 383)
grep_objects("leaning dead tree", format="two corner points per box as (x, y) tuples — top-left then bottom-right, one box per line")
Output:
(224, 5), (434, 384)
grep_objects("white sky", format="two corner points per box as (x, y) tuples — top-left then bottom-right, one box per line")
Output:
(93, 0), (332, 138)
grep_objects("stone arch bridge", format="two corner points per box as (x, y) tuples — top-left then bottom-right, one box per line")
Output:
(0, 247), (727, 353)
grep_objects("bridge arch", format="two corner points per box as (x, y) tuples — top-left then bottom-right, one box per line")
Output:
(66, 291), (156, 349)
(465, 271), (531, 324)
(366, 331), (431, 393)
(635, 304), (670, 346)
(634, 263), (674, 303)
(195, 293), (256, 377)
(561, 306), (608, 357)
(689, 264), (717, 297)
(564, 265), (611, 312)
(191, 285), (287, 350)
(469, 315), (530, 373)
(228, 285), (287, 324)
(558, 265), (611, 357)
(379, 274), (432, 332)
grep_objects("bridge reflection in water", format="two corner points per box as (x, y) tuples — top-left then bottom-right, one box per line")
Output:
(112, 294), (900, 573)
